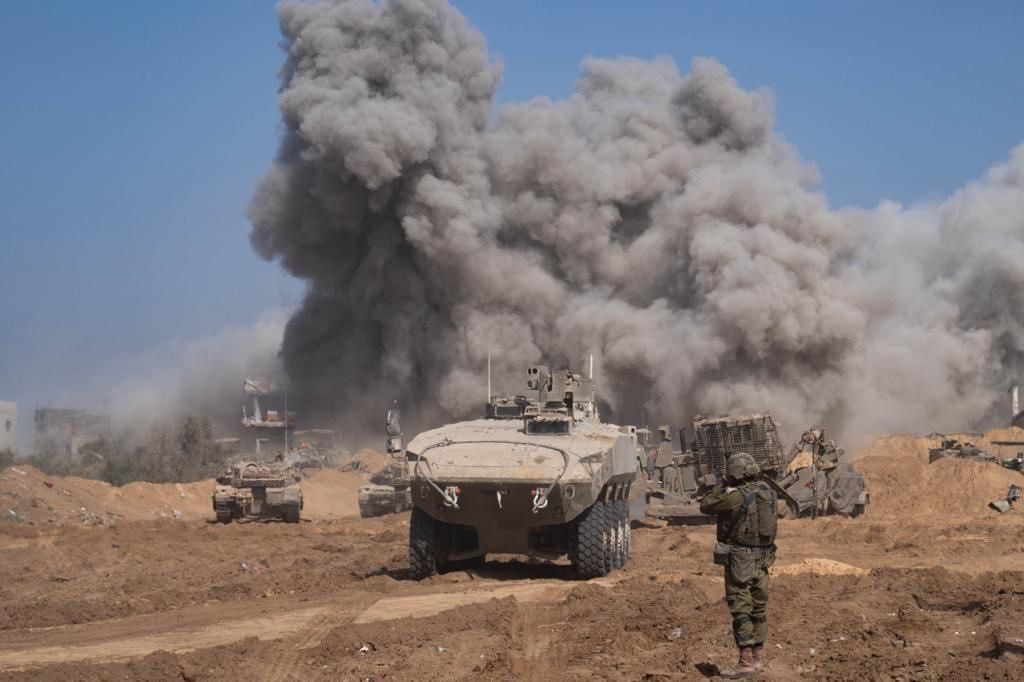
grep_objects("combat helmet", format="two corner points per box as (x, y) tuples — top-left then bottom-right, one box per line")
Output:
(726, 451), (760, 480)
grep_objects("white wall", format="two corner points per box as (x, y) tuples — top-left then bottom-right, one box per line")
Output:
(0, 401), (16, 454)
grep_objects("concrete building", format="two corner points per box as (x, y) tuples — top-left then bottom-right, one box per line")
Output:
(0, 401), (16, 454)
(34, 407), (111, 460)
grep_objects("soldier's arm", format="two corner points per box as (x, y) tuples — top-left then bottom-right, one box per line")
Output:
(699, 486), (744, 514)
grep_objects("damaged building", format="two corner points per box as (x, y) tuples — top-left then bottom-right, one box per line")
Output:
(34, 407), (111, 460)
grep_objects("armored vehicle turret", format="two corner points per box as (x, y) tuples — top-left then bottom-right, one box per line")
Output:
(212, 459), (303, 523)
(406, 364), (638, 579)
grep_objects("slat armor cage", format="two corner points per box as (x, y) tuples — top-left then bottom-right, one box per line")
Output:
(691, 414), (787, 480)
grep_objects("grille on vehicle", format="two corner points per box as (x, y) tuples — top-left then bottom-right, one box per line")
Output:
(692, 416), (785, 479)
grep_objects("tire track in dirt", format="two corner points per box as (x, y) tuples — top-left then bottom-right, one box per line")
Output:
(0, 601), (332, 671)
(264, 610), (354, 682)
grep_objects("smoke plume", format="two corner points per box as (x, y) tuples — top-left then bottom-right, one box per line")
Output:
(250, 0), (1024, 444)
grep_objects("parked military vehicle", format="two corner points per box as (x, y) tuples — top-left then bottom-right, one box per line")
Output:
(212, 460), (303, 523)
(405, 364), (639, 579)
(1001, 453), (1024, 472)
(928, 438), (997, 464)
(287, 429), (343, 471)
(358, 404), (413, 518)
(775, 427), (868, 518)
(646, 414), (868, 521)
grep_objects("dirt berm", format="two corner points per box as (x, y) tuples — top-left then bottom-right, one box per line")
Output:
(0, 458), (379, 526)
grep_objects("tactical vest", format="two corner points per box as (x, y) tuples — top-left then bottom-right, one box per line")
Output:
(719, 481), (778, 547)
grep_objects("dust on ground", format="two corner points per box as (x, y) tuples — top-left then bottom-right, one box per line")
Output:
(2, 432), (1024, 680)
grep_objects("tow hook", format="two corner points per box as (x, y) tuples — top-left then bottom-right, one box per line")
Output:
(531, 488), (549, 513)
(443, 485), (461, 508)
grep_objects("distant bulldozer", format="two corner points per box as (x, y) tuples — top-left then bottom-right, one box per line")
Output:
(646, 414), (868, 521)
(775, 427), (868, 518)
(212, 459), (303, 523)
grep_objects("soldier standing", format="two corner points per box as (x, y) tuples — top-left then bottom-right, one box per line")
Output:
(699, 452), (778, 678)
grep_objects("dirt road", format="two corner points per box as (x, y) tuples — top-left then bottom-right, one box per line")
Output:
(2, 435), (1024, 679)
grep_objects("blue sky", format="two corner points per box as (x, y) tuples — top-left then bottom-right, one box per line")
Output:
(1, 0), (1022, 444)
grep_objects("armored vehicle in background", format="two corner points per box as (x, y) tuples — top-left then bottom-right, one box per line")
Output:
(775, 427), (868, 518)
(646, 414), (868, 520)
(287, 429), (342, 471)
(928, 438), (997, 464)
(406, 365), (638, 579)
(358, 404), (413, 517)
(212, 460), (303, 523)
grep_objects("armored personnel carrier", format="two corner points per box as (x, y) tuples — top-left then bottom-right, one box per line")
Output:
(405, 365), (638, 579)
(358, 404), (413, 517)
(212, 460), (303, 523)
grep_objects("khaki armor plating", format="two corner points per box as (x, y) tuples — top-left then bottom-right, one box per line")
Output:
(212, 460), (303, 523)
(406, 365), (638, 579)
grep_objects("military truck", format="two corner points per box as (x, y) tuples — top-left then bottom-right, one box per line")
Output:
(212, 460), (303, 523)
(358, 404), (413, 517)
(405, 365), (638, 579)
(646, 414), (868, 520)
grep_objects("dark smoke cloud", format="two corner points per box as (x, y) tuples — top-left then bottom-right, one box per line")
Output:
(250, 0), (1024, 444)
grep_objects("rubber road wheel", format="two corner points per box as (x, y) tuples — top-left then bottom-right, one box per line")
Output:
(216, 509), (232, 524)
(283, 507), (300, 524)
(409, 507), (439, 579)
(573, 501), (610, 579)
(615, 499), (629, 567)
(602, 500), (616, 574)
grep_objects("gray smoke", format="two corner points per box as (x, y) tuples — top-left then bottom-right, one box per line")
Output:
(250, 0), (1024, 444)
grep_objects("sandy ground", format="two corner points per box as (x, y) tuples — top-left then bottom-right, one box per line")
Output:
(2, 433), (1024, 680)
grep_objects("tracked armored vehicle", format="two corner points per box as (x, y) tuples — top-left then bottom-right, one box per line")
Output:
(406, 365), (638, 579)
(927, 438), (996, 464)
(212, 460), (303, 523)
(358, 404), (413, 517)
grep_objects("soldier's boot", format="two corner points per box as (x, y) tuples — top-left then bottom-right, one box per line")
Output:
(751, 644), (765, 671)
(720, 646), (757, 678)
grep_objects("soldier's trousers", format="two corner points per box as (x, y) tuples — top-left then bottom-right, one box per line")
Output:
(724, 567), (769, 647)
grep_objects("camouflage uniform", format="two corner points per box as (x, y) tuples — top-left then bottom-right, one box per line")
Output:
(700, 480), (776, 649)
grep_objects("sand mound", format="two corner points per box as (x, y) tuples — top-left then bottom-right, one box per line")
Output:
(0, 465), (211, 525)
(349, 448), (390, 472)
(772, 558), (868, 576)
(301, 468), (365, 519)
(856, 430), (1024, 517)
(1, 457), (385, 525)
